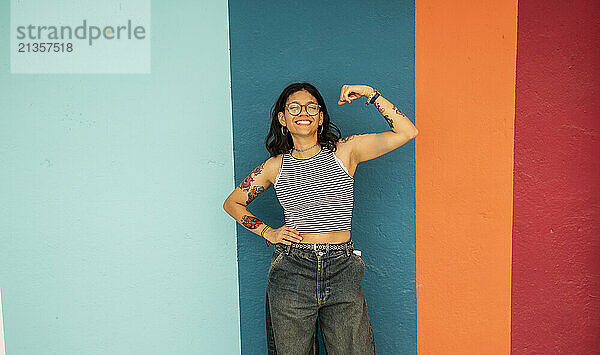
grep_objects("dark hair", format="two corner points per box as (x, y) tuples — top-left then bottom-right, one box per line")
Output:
(265, 82), (341, 157)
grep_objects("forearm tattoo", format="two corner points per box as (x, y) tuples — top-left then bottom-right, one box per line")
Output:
(374, 101), (394, 129)
(241, 215), (262, 229)
(238, 162), (265, 192)
(393, 105), (408, 119)
(246, 185), (265, 205)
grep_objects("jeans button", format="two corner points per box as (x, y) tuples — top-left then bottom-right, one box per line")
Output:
(317, 251), (324, 256)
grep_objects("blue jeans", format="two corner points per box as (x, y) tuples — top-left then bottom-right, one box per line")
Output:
(266, 241), (376, 354)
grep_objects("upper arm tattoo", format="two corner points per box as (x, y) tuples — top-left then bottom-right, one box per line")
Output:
(340, 133), (367, 144)
(237, 161), (269, 205)
(340, 135), (355, 143)
(238, 162), (265, 192)
(246, 186), (265, 205)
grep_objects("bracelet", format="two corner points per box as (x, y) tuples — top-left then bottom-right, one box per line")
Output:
(365, 90), (377, 105)
(367, 91), (380, 105)
(261, 225), (271, 246)
(260, 225), (270, 237)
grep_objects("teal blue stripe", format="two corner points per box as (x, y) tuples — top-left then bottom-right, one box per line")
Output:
(229, 1), (416, 353)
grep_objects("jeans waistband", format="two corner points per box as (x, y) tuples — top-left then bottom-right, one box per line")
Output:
(276, 240), (354, 255)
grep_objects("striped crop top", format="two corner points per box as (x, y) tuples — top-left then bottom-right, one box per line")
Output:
(273, 145), (354, 234)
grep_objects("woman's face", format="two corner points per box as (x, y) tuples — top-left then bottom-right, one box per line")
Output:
(278, 90), (324, 137)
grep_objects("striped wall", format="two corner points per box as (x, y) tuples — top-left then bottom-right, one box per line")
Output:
(0, 0), (598, 354)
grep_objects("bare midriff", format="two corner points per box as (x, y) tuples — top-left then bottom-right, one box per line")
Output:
(297, 230), (351, 244)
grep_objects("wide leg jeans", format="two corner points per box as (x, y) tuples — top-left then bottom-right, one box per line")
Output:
(266, 241), (376, 355)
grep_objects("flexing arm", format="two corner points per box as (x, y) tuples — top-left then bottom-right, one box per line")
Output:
(338, 84), (419, 164)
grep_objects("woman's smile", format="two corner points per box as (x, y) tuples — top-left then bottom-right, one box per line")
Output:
(295, 120), (312, 126)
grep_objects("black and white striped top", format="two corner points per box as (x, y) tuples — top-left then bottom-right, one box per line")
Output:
(273, 145), (354, 234)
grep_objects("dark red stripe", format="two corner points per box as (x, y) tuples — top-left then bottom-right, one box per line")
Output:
(512, 0), (600, 353)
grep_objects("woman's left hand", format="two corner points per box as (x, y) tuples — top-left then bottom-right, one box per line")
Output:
(338, 84), (375, 105)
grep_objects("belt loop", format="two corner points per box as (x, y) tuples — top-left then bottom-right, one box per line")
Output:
(326, 243), (330, 253)
(313, 243), (317, 252)
(345, 242), (350, 256)
(285, 243), (292, 255)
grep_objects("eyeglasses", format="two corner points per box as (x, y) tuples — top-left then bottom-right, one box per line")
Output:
(285, 103), (321, 116)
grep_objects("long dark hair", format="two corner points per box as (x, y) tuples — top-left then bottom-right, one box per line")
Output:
(265, 82), (341, 157)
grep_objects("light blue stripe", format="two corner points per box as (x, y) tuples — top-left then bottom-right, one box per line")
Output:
(0, 0), (240, 353)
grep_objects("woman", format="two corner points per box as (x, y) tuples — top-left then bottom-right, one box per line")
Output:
(223, 82), (418, 354)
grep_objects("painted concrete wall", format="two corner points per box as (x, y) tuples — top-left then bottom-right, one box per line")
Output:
(512, 0), (600, 353)
(1, 0), (597, 354)
(228, 0), (416, 353)
(416, 0), (599, 353)
(0, 1), (240, 353)
(416, 0), (517, 352)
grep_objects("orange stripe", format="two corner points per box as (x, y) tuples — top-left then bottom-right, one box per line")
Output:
(415, 0), (517, 353)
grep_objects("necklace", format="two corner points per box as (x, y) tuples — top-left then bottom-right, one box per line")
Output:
(293, 142), (319, 152)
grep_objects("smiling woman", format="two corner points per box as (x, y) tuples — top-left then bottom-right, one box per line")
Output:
(222, 81), (418, 354)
